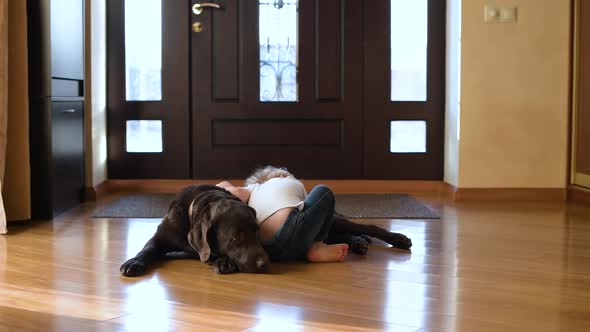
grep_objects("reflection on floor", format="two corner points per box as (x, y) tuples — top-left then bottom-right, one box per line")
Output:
(1, 196), (589, 331)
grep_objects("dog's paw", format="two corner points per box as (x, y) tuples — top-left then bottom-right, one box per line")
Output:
(359, 234), (373, 244)
(350, 236), (369, 255)
(388, 233), (412, 250)
(120, 258), (147, 277)
(213, 256), (239, 274)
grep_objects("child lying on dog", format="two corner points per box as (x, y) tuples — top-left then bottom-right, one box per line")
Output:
(217, 166), (349, 263)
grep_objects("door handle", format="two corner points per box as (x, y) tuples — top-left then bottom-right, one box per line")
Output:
(192, 3), (222, 15)
(61, 109), (77, 113)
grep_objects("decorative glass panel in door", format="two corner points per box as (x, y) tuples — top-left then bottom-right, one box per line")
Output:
(259, 0), (298, 102)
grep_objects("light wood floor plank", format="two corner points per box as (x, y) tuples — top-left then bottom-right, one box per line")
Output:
(1, 197), (589, 331)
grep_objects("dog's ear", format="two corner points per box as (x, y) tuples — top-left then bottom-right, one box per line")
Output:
(247, 205), (257, 219)
(188, 201), (224, 262)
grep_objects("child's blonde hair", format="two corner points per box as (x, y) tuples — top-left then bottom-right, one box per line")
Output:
(244, 166), (296, 185)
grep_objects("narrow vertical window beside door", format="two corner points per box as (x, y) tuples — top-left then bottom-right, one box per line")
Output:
(126, 120), (163, 153)
(390, 121), (426, 153)
(391, 0), (428, 101)
(259, 0), (298, 102)
(125, 0), (162, 101)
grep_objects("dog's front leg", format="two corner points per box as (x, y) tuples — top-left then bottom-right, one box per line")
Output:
(212, 256), (239, 274)
(120, 237), (173, 277)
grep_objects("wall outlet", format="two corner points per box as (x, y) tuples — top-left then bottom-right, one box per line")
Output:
(484, 5), (518, 23)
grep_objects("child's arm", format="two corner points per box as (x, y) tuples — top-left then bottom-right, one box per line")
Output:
(216, 181), (250, 203)
(227, 186), (251, 203)
(216, 181), (234, 189)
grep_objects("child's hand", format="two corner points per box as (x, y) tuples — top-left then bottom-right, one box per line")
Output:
(227, 186), (251, 203)
(216, 181), (233, 189)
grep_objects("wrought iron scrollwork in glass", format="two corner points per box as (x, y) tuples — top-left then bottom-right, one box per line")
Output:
(259, 0), (298, 102)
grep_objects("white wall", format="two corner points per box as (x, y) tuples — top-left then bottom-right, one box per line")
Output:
(85, 0), (107, 188)
(445, 0), (461, 187)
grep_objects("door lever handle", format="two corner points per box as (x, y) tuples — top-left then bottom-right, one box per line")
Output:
(192, 3), (222, 15)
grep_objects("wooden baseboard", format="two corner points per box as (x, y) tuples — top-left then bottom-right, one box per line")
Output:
(84, 181), (112, 201)
(87, 180), (570, 202)
(451, 187), (567, 202)
(96, 179), (448, 195)
(568, 185), (590, 205)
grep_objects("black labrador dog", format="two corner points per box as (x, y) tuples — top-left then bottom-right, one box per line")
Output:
(120, 184), (270, 276)
(120, 184), (412, 276)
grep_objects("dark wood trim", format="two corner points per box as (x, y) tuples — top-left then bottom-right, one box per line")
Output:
(568, 0), (576, 186)
(451, 187), (567, 202)
(568, 185), (590, 205)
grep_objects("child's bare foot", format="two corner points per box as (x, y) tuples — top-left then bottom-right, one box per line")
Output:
(306, 242), (349, 262)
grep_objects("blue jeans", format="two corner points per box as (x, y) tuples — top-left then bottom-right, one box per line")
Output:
(262, 185), (336, 261)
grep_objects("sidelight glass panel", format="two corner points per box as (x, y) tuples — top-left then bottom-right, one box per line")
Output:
(259, 0), (298, 102)
(390, 121), (426, 153)
(126, 120), (163, 153)
(125, 0), (162, 101)
(391, 0), (428, 101)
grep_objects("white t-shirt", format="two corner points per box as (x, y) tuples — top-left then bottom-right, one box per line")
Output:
(246, 177), (307, 224)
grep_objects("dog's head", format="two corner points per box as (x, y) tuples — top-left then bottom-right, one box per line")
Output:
(188, 190), (270, 273)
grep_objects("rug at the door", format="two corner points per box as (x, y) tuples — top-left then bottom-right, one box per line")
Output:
(93, 193), (440, 219)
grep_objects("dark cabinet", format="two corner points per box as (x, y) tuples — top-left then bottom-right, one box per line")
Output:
(51, 101), (85, 216)
(29, 99), (85, 219)
(27, 0), (85, 219)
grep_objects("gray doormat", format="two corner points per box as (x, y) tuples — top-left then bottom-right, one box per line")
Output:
(94, 193), (439, 219)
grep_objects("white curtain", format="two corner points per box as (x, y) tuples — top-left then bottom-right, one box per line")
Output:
(1, 0), (8, 234)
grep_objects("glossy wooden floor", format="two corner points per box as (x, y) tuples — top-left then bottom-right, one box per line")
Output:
(1, 196), (590, 332)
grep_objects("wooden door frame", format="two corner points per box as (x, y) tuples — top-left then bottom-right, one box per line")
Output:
(571, 0), (590, 188)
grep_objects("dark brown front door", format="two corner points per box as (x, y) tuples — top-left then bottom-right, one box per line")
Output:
(191, 0), (363, 178)
(107, 0), (445, 179)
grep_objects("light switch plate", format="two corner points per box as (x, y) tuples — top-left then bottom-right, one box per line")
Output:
(484, 5), (518, 23)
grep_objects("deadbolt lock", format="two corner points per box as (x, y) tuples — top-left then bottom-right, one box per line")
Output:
(192, 22), (203, 32)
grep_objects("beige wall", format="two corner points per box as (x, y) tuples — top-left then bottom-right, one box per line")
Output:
(445, 0), (461, 187)
(455, 0), (570, 188)
(3, 0), (31, 220)
(85, 0), (107, 188)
